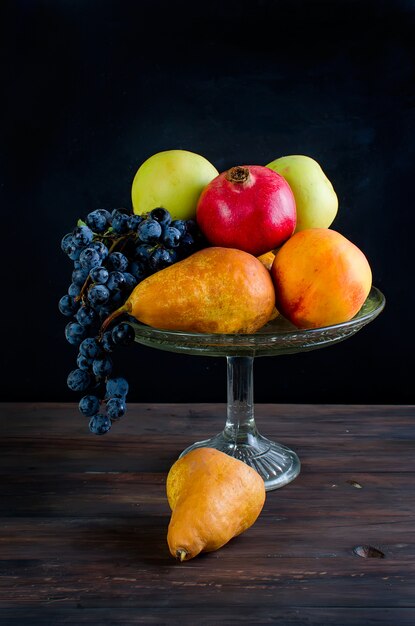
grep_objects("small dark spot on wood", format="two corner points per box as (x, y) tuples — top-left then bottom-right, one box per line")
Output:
(353, 545), (385, 558)
(346, 480), (363, 488)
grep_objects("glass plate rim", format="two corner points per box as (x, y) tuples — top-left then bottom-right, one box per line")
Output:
(131, 285), (385, 341)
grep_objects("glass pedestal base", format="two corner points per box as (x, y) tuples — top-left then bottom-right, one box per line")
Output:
(179, 431), (301, 491)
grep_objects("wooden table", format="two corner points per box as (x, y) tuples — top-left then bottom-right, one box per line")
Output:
(0, 403), (414, 625)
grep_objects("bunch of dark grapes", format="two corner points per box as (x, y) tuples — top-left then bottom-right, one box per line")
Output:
(59, 207), (205, 434)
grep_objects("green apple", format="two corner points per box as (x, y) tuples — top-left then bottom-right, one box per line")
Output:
(266, 155), (338, 232)
(131, 149), (219, 220)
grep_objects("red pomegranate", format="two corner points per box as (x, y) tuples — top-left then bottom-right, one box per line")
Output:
(196, 165), (296, 256)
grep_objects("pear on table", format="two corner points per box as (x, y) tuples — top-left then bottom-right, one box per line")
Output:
(166, 448), (266, 561)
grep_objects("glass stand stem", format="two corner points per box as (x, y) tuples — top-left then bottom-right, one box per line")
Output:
(179, 355), (301, 490)
(224, 357), (258, 447)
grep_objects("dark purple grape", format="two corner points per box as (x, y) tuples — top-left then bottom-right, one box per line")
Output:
(92, 356), (113, 377)
(61, 233), (76, 255)
(170, 219), (187, 235)
(108, 252), (129, 272)
(112, 322), (135, 346)
(87, 284), (110, 307)
(86, 209), (111, 233)
(111, 209), (130, 234)
(75, 305), (98, 328)
(129, 261), (146, 280)
(79, 247), (101, 271)
(101, 330), (116, 353)
(106, 377), (129, 398)
(67, 369), (91, 391)
(73, 225), (94, 247)
(122, 272), (137, 291)
(150, 207), (172, 226)
(77, 353), (93, 371)
(79, 337), (103, 359)
(89, 414), (112, 435)
(90, 266), (109, 284)
(79, 395), (100, 417)
(127, 214), (143, 231)
(65, 322), (87, 346)
(137, 219), (162, 244)
(107, 271), (125, 292)
(68, 282), (81, 298)
(107, 397), (126, 420)
(149, 246), (173, 271)
(162, 226), (181, 248)
(72, 267), (89, 286)
(88, 241), (109, 262)
(135, 244), (153, 263)
(59, 295), (78, 317)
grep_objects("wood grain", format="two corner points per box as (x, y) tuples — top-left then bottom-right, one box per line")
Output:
(0, 403), (414, 624)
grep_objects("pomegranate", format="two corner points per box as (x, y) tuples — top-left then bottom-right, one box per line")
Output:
(196, 165), (296, 256)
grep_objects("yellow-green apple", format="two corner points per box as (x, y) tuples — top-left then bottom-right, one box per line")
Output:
(271, 228), (372, 328)
(266, 155), (338, 232)
(132, 150), (219, 220)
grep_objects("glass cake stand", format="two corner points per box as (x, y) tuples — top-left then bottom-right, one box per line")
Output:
(132, 287), (385, 491)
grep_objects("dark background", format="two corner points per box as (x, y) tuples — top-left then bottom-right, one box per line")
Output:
(1, 0), (414, 404)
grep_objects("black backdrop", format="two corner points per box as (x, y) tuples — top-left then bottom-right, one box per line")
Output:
(2, 0), (414, 404)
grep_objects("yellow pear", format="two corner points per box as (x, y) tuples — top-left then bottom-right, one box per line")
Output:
(167, 448), (266, 561)
(101, 247), (276, 335)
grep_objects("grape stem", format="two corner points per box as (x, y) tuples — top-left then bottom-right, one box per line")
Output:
(75, 275), (91, 303)
(107, 233), (134, 254)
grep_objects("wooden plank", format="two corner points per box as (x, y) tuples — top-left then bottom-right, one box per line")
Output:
(0, 473), (413, 521)
(0, 404), (413, 474)
(0, 556), (414, 608)
(0, 403), (413, 438)
(0, 607), (415, 625)
(0, 437), (413, 473)
(0, 514), (414, 559)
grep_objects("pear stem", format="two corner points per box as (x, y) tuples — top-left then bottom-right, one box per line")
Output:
(99, 303), (130, 336)
(176, 549), (188, 562)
